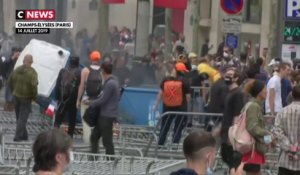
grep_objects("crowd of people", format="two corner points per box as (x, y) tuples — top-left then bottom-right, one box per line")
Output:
(1, 28), (300, 175)
(151, 40), (300, 174)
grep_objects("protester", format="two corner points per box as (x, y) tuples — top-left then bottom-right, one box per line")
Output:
(265, 62), (291, 116)
(274, 85), (300, 175)
(2, 47), (22, 111)
(113, 56), (130, 86)
(173, 33), (187, 53)
(76, 50), (102, 143)
(170, 130), (217, 175)
(221, 68), (244, 174)
(255, 57), (269, 83)
(197, 61), (221, 84)
(281, 74), (292, 108)
(243, 80), (275, 175)
(206, 68), (228, 131)
(154, 62), (191, 146)
(261, 47), (268, 67)
(54, 56), (81, 138)
(84, 62), (119, 155)
(32, 129), (73, 175)
(8, 54), (38, 142)
(216, 36), (225, 58)
(200, 38), (213, 57)
(286, 70), (300, 105)
(188, 52), (198, 70)
(239, 53), (248, 73)
(219, 45), (240, 72)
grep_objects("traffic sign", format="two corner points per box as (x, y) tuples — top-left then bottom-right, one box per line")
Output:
(222, 16), (242, 34)
(226, 34), (239, 49)
(220, 0), (244, 15)
(285, 0), (300, 19)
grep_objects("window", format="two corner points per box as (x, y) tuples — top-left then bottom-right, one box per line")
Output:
(242, 0), (262, 24)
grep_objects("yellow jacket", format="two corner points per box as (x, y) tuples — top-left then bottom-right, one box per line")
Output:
(197, 63), (221, 83)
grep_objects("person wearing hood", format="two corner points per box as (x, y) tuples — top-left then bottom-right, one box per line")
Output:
(8, 54), (38, 142)
(54, 56), (81, 138)
(170, 130), (216, 175)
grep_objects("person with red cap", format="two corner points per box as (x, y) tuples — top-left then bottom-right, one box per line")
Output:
(76, 50), (102, 143)
(154, 62), (191, 146)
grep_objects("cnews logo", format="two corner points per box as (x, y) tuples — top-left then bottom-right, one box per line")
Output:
(16, 10), (55, 20)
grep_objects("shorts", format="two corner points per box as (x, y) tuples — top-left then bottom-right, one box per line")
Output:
(243, 164), (261, 173)
(221, 143), (242, 170)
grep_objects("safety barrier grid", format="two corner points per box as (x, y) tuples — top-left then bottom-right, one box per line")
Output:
(144, 111), (223, 159)
(0, 147), (185, 175)
(0, 110), (282, 175)
(0, 111), (53, 138)
(190, 86), (210, 113)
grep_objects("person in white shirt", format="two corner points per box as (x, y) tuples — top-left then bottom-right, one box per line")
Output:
(172, 33), (188, 53)
(265, 62), (291, 115)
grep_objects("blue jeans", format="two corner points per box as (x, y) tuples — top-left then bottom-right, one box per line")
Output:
(190, 96), (206, 124)
(5, 85), (13, 103)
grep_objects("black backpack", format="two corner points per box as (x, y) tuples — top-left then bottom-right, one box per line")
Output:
(60, 68), (77, 100)
(86, 67), (102, 97)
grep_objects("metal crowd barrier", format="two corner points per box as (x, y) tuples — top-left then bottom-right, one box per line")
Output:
(0, 111), (53, 138)
(1, 147), (185, 175)
(144, 111), (223, 159)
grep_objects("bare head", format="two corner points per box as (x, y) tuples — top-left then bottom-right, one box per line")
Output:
(23, 54), (33, 66)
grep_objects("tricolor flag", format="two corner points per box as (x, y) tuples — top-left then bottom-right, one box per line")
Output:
(154, 0), (188, 9)
(45, 101), (57, 118)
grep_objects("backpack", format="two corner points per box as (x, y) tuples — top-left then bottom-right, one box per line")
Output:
(162, 80), (183, 107)
(86, 67), (102, 98)
(228, 102), (255, 154)
(60, 68), (77, 100)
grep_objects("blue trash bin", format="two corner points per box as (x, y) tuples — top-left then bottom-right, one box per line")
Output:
(119, 87), (162, 125)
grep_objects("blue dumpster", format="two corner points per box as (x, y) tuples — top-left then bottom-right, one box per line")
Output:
(119, 87), (162, 125)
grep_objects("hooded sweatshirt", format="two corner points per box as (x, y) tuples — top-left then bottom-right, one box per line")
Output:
(170, 168), (198, 175)
(8, 65), (38, 99)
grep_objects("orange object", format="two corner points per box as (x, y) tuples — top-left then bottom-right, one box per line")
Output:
(89, 51), (101, 61)
(163, 81), (183, 107)
(175, 62), (189, 72)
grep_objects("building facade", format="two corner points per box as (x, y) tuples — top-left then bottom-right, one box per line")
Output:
(2, 0), (275, 59)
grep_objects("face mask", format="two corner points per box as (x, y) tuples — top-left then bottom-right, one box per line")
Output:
(191, 64), (197, 70)
(223, 52), (229, 58)
(206, 167), (214, 175)
(224, 76), (233, 85)
(64, 151), (74, 172)
(206, 155), (214, 175)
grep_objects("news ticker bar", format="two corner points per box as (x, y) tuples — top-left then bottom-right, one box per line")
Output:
(15, 28), (50, 34)
(15, 22), (73, 29)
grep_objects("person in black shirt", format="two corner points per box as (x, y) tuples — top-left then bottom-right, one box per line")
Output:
(221, 68), (245, 175)
(154, 63), (191, 146)
(200, 38), (213, 57)
(3, 47), (22, 111)
(206, 75), (228, 131)
(54, 56), (81, 138)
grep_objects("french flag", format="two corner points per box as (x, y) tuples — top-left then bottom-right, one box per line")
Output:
(45, 101), (57, 118)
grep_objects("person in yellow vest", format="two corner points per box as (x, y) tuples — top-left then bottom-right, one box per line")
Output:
(197, 62), (221, 84)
